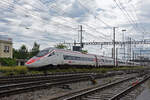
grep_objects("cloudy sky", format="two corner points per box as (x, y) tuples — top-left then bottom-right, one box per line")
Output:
(0, 0), (150, 57)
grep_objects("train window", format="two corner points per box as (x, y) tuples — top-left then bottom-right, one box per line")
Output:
(68, 56), (72, 60)
(36, 50), (49, 57)
(52, 52), (55, 55)
(73, 56), (77, 60)
(72, 56), (76, 60)
(86, 58), (88, 61)
(101, 59), (104, 62)
(80, 57), (84, 61)
(63, 55), (94, 61)
(48, 52), (55, 57)
(63, 55), (68, 60)
(76, 57), (80, 60)
(48, 54), (52, 57)
(87, 58), (92, 61)
(84, 58), (87, 61)
(89, 58), (92, 61)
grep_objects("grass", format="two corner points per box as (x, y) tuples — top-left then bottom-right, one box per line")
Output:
(0, 65), (147, 76)
(0, 66), (28, 76)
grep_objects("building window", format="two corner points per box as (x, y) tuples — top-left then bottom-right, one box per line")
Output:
(4, 46), (9, 53)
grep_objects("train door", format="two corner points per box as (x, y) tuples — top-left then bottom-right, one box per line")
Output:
(94, 55), (98, 67)
(48, 51), (60, 65)
(57, 52), (63, 65)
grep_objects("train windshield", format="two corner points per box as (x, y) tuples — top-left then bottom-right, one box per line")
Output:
(36, 49), (50, 57)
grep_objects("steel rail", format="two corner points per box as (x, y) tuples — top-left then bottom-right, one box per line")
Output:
(0, 73), (92, 84)
(63, 75), (138, 100)
(0, 75), (90, 91)
(0, 76), (91, 97)
(109, 75), (150, 100)
(0, 72), (92, 79)
(0, 71), (134, 98)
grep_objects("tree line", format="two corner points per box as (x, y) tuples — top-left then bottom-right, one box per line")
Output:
(13, 42), (40, 59)
(13, 43), (88, 60)
(13, 43), (68, 59)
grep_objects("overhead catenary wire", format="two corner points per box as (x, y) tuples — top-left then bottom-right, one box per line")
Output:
(113, 0), (146, 36)
(0, 5), (80, 43)
(128, 2), (147, 37)
(0, 0), (111, 41)
(0, 0), (132, 43)
(26, 0), (111, 40)
(117, 0), (146, 34)
(0, 1), (78, 32)
(77, 0), (113, 38)
(0, 2), (82, 44)
(78, 0), (112, 28)
(45, 0), (111, 40)
(29, 0), (112, 40)
(113, 0), (138, 32)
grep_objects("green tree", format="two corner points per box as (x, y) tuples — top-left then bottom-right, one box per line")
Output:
(13, 45), (28, 59)
(18, 45), (28, 59)
(55, 44), (67, 49)
(13, 48), (19, 59)
(30, 42), (40, 57)
(81, 50), (88, 54)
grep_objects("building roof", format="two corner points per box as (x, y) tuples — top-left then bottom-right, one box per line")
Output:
(0, 35), (12, 44)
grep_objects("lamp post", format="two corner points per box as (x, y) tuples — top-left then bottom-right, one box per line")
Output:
(122, 29), (126, 60)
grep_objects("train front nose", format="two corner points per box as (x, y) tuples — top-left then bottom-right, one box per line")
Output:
(25, 57), (40, 68)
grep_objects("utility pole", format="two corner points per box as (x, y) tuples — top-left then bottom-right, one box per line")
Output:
(112, 48), (113, 58)
(78, 25), (84, 50)
(74, 40), (76, 46)
(129, 37), (132, 61)
(116, 48), (118, 67)
(132, 51), (135, 61)
(122, 29), (126, 60)
(113, 27), (117, 67)
(140, 49), (142, 66)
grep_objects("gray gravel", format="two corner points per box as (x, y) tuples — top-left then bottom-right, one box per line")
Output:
(0, 73), (136, 100)
(120, 82), (144, 100)
(80, 77), (138, 100)
(121, 78), (150, 100)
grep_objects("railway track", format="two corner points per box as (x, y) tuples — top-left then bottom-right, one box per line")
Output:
(0, 73), (94, 85)
(0, 68), (145, 83)
(0, 71), (138, 98)
(0, 70), (146, 99)
(110, 75), (150, 100)
(0, 71), (126, 97)
(0, 75), (91, 97)
(0, 68), (144, 80)
(0, 69), (144, 85)
(61, 74), (149, 100)
(0, 72), (92, 79)
(0, 71), (127, 85)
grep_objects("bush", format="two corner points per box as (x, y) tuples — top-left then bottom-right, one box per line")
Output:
(0, 58), (16, 66)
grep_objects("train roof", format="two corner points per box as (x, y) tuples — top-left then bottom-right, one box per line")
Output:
(42, 47), (97, 56)
(42, 47), (114, 58)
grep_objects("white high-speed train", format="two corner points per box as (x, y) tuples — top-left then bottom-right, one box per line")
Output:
(25, 47), (140, 69)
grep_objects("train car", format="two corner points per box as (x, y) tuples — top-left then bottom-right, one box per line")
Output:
(96, 56), (114, 67)
(26, 47), (137, 69)
(117, 60), (126, 67)
(26, 47), (97, 69)
(26, 47), (55, 68)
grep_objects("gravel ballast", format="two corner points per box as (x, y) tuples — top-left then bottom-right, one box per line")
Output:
(0, 73), (136, 100)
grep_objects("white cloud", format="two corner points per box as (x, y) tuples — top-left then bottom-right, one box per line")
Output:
(0, 0), (150, 57)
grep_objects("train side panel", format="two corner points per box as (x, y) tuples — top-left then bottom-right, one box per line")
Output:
(57, 50), (96, 67)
